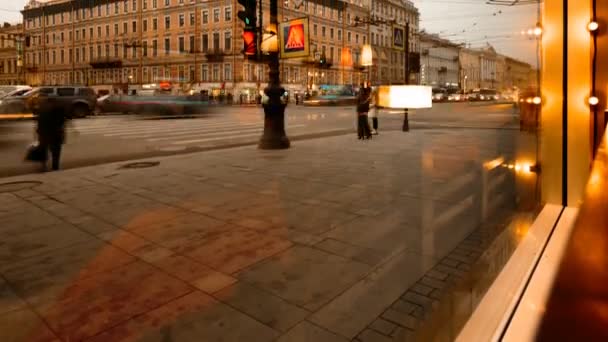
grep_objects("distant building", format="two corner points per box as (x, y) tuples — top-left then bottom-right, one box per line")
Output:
(419, 31), (460, 88)
(459, 45), (500, 91)
(0, 23), (24, 85)
(504, 56), (534, 91)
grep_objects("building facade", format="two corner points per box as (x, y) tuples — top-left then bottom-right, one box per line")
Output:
(368, 0), (419, 85)
(419, 31), (459, 88)
(458, 45), (500, 91)
(20, 0), (375, 96)
(0, 23), (24, 85)
(504, 56), (533, 91)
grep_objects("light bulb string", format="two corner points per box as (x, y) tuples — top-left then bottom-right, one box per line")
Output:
(592, 0), (598, 156)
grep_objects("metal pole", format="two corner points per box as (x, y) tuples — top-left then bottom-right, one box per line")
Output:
(258, 0), (290, 149)
(403, 21), (410, 132)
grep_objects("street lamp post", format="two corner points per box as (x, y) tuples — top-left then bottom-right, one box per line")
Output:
(259, 0), (290, 149)
(403, 21), (410, 132)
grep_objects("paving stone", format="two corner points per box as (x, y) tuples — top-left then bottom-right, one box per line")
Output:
(214, 282), (309, 332)
(0, 309), (60, 342)
(381, 309), (418, 330)
(1, 240), (136, 307)
(419, 276), (447, 290)
(314, 238), (385, 266)
(191, 271), (237, 294)
(35, 261), (192, 341)
(357, 328), (393, 342)
(440, 257), (461, 268)
(309, 251), (435, 339)
(0, 278), (26, 315)
(426, 269), (449, 281)
(186, 226), (293, 274)
(0, 222), (94, 264)
(88, 291), (279, 342)
(240, 245), (369, 311)
(276, 320), (349, 342)
(369, 318), (398, 336)
(411, 283), (434, 296)
(391, 300), (418, 315)
(401, 292), (434, 311)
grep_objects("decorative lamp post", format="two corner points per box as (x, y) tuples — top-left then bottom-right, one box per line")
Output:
(259, 0), (290, 149)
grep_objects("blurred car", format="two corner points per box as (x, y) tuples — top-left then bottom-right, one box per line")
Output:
(432, 88), (448, 102)
(0, 86), (33, 113)
(28, 86), (97, 118)
(447, 91), (465, 102)
(97, 93), (210, 116)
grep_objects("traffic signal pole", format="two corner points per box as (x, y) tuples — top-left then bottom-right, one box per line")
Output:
(403, 21), (410, 132)
(258, 0), (290, 149)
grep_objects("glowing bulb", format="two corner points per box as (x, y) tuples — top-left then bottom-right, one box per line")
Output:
(533, 26), (543, 36)
(527, 29), (534, 35)
(589, 96), (599, 106)
(588, 21), (599, 32)
(532, 96), (541, 105)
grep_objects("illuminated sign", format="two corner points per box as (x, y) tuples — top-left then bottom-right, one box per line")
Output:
(378, 85), (432, 109)
(243, 30), (256, 55)
(393, 25), (405, 51)
(279, 17), (310, 59)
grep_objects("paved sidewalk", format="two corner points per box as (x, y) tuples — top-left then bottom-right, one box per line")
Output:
(0, 128), (531, 342)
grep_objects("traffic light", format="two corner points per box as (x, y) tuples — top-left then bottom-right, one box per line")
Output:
(238, 0), (257, 56)
(238, 0), (256, 29)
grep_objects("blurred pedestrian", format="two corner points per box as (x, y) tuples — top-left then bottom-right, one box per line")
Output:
(369, 89), (379, 135)
(356, 84), (372, 140)
(33, 94), (69, 171)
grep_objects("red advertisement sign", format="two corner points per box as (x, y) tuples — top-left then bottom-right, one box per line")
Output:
(279, 17), (310, 59)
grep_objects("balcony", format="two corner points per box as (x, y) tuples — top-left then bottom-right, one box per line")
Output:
(205, 49), (225, 62)
(90, 57), (122, 69)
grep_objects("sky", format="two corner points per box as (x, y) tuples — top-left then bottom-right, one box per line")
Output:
(1, 0), (541, 65)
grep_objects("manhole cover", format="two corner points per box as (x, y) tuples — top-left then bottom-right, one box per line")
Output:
(119, 161), (160, 169)
(0, 181), (42, 193)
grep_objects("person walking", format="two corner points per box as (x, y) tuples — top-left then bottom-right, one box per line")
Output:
(369, 89), (380, 135)
(33, 94), (69, 171)
(356, 84), (372, 140)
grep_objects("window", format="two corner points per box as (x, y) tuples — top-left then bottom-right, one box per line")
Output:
(224, 31), (231, 52)
(153, 0), (157, 8)
(124, 22), (128, 34)
(82, 28), (86, 39)
(143, 20), (148, 32)
(213, 32), (220, 51)
(322, 26), (326, 37)
(143, 41), (148, 56)
(106, 25), (110, 36)
(90, 27), (94, 39)
(61, 32), (64, 42)
(152, 39), (157, 56)
(179, 14), (185, 27)
(114, 2), (119, 14)
(114, 23), (119, 35)
(123, 45), (128, 58)
(363, 35), (366, 44)
(202, 34), (208, 52)
(213, 8), (220, 22)
(165, 16), (170, 29)
(114, 44), (119, 57)
(179, 37), (185, 53)
(97, 45), (101, 58)
(52, 14), (55, 25)
(356, 34), (359, 44)
(213, 64), (219, 81)
(203, 10), (209, 24)
(348, 31), (351, 42)
(97, 5), (101, 16)
(60, 50), (64, 63)
(330, 47), (334, 62)
(189, 36), (195, 53)
(133, 21), (137, 33)
(132, 45), (137, 58)
(201, 65), (208, 81)
(190, 13), (195, 26)
(57, 87), (75, 96)
(143, 0), (147, 9)
(225, 7), (232, 21)
(164, 38), (170, 55)
(224, 63), (231, 80)
(165, 0), (169, 6)
(314, 24), (317, 36)
(124, 0), (128, 12)
(189, 65), (195, 81)
(330, 28), (334, 39)
(153, 18), (158, 30)
(105, 44), (109, 57)
(89, 46), (93, 59)
(68, 49), (72, 63)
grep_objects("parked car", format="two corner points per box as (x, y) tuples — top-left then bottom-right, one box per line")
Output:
(0, 86), (33, 113)
(28, 86), (97, 118)
(447, 91), (465, 102)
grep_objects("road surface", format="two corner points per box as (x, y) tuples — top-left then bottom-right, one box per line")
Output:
(0, 102), (519, 177)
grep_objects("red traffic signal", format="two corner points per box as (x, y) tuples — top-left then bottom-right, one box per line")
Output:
(243, 30), (257, 55)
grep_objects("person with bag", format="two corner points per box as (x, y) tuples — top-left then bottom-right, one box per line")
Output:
(31, 91), (69, 171)
(356, 84), (372, 140)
